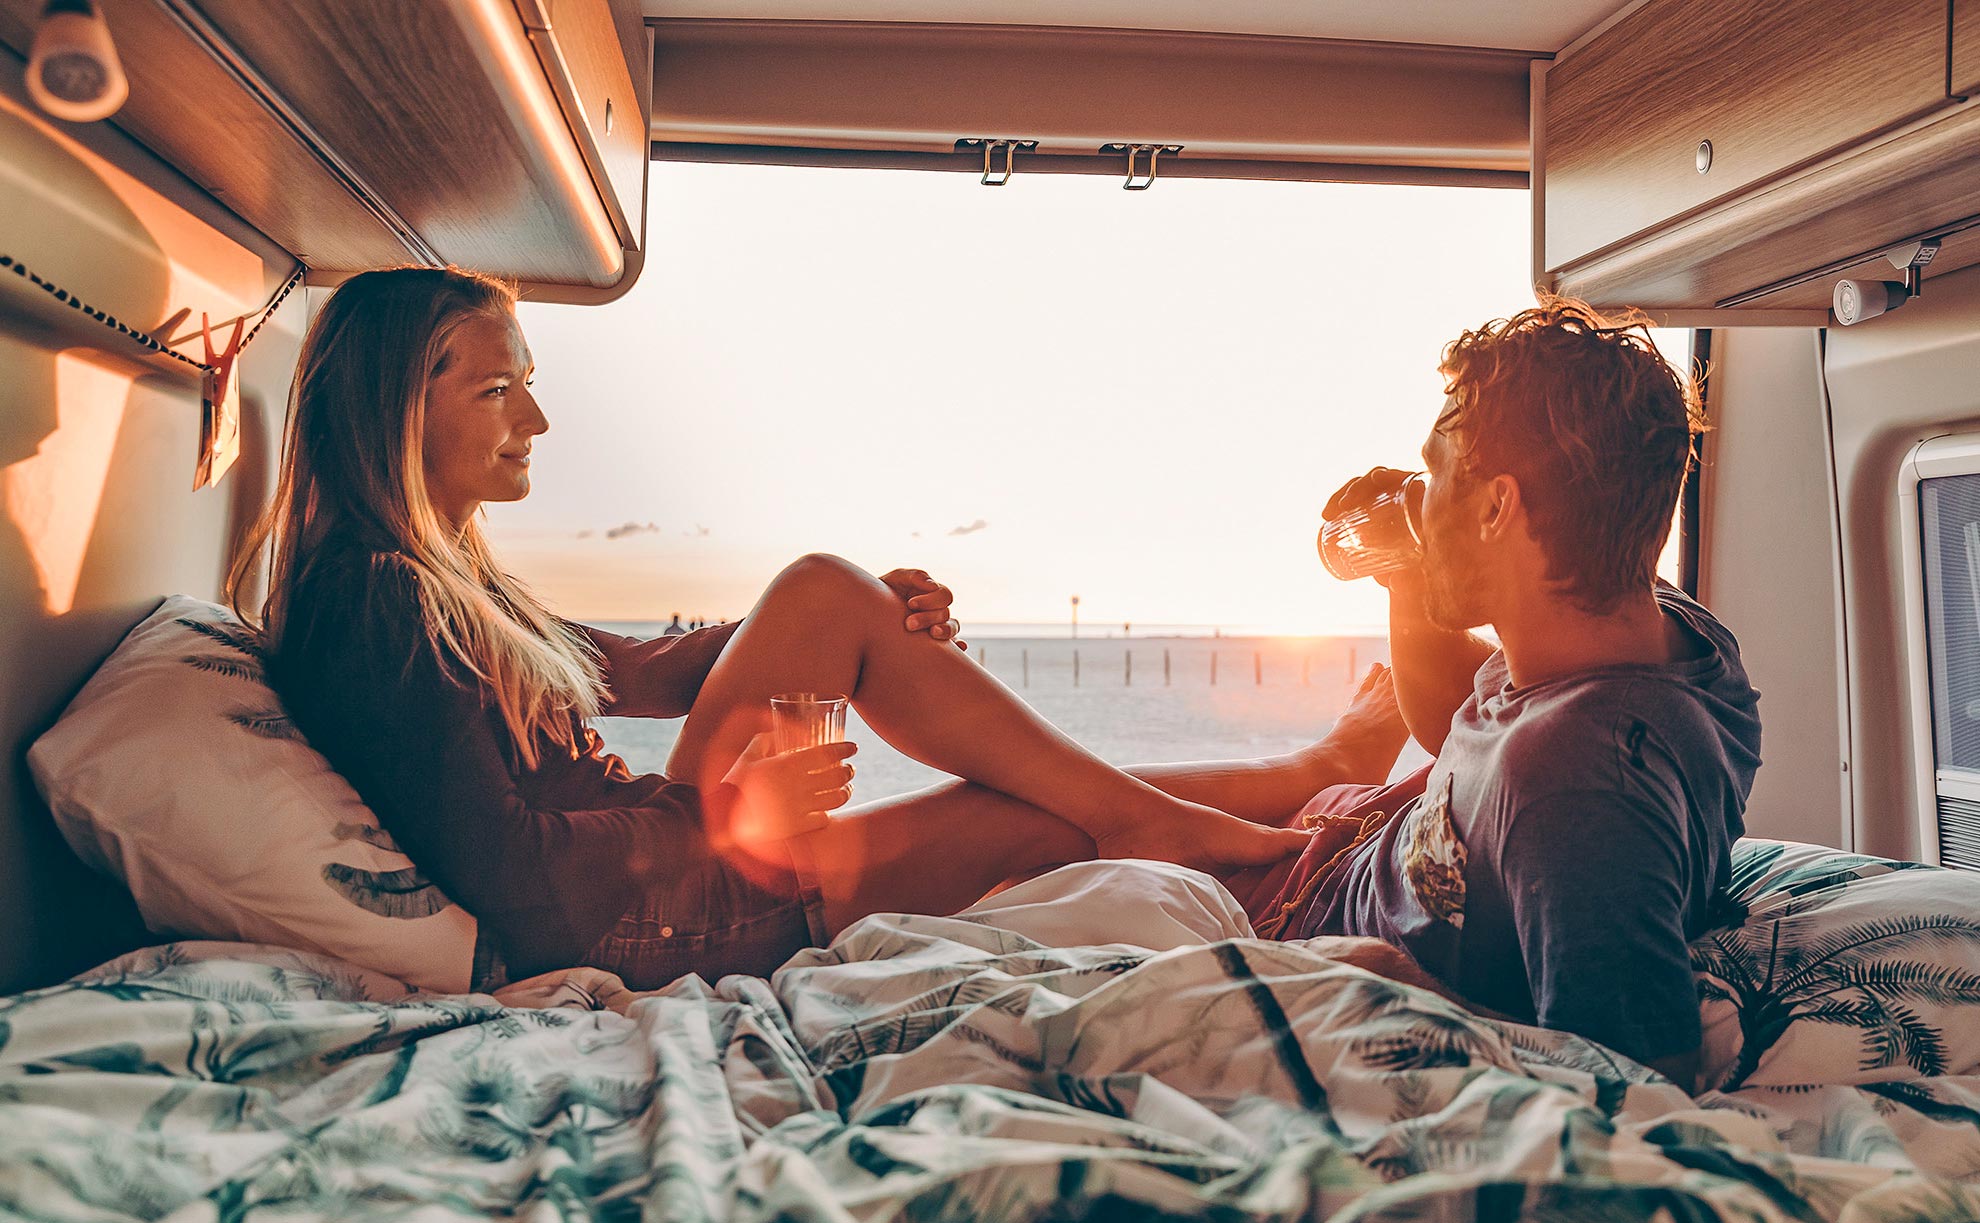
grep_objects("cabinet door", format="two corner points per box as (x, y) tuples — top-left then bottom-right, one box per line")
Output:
(1543, 0), (1950, 273)
(539, 0), (650, 250)
(1955, 0), (1980, 99)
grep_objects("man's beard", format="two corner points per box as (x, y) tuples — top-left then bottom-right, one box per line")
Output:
(1420, 521), (1487, 631)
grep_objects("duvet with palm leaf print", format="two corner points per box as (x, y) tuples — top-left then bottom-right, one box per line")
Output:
(0, 854), (1977, 1222)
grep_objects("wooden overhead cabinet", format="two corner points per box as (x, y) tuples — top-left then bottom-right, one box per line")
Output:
(1538, 0), (1974, 320)
(0, 0), (651, 295)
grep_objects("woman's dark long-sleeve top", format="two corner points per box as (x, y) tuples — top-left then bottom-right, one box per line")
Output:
(268, 538), (741, 978)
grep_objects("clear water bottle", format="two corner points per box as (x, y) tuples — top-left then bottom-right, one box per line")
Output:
(1317, 471), (1427, 582)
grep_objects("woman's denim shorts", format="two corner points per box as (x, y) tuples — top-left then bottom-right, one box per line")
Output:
(582, 835), (831, 990)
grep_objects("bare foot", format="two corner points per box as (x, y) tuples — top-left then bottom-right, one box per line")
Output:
(1304, 664), (1410, 788)
(1092, 803), (1310, 871)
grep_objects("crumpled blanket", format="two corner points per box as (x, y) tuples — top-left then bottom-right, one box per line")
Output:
(1, 860), (1975, 1221)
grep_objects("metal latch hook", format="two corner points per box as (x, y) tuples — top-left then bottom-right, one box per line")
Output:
(1103, 143), (1183, 190)
(958, 138), (1038, 186)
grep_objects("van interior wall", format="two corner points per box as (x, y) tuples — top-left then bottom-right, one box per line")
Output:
(1825, 261), (1980, 863)
(0, 57), (302, 992)
(1696, 327), (1847, 849)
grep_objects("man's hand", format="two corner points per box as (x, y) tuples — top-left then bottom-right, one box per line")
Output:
(1323, 467), (1424, 592)
(880, 568), (965, 650)
(1324, 467), (1486, 755)
(1298, 935), (1455, 998)
(1322, 466), (1416, 519)
(718, 734), (856, 850)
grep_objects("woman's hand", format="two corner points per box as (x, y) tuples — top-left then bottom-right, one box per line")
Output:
(718, 733), (857, 849)
(879, 568), (965, 650)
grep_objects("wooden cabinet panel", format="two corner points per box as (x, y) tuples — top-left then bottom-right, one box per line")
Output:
(651, 21), (1532, 171)
(189, 0), (621, 284)
(1743, 226), (1980, 313)
(1544, 0), (1951, 272)
(1955, 0), (1980, 99)
(0, 0), (399, 270)
(529, 0), (649, 249)
(1549, 100), (1980, 318)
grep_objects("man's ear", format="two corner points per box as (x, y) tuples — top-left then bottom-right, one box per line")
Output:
(1478, 473), (1523, 543)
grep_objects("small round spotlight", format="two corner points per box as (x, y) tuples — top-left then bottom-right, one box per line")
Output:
(1833, 278), (1911, 327)
(27, 0), (129, 124)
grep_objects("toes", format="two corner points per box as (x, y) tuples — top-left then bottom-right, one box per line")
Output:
(1354, 662), (1391, 696)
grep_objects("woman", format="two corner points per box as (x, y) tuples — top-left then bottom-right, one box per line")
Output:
(236, 267), (1375, 989)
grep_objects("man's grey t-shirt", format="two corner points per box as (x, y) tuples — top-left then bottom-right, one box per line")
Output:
(1310, 583), (1762, 1063)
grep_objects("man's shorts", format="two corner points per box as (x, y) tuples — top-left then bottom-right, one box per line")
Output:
(1225, 762), (1434, 937)
(582, 834), (831, 990)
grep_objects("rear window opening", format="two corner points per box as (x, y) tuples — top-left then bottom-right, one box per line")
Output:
(488, 161), (1689, 798)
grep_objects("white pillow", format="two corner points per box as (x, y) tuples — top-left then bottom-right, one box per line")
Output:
(1693, 838), (1980, 1091)
(26, 596), (483, 992)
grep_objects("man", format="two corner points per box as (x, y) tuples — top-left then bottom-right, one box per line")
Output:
(1282, 296), (1761, 1087)
(849, 296), (1756, 1084)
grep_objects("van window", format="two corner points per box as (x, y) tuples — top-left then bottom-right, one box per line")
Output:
(490, 162), (1690, 797)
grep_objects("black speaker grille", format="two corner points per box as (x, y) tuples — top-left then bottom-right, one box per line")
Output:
(1937, 795), (1980, 872)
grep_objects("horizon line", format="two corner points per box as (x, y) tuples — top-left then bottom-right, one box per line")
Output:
(581, 616), (1391, 639)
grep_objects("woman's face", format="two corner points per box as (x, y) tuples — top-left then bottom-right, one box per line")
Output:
(421, 310), (546, 529)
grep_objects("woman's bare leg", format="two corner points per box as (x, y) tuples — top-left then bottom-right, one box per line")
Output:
(799, 670), (1410, 934)
(668, 554), (1309, 869)
(799, 781), (1095, 933)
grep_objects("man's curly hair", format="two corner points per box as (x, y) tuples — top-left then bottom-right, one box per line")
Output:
(1436, 295), (1707, 615)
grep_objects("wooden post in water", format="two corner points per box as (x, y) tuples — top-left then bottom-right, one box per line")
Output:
(1124, 650), (1132, 687)
(1348, 646), (1358, 684)
(1164, 649), (1171, 686)
(1210, 652), (1218, 686)
(1074, 649), (1081, 687)
(1254, 651), (1262, 686)
(1022, 649), (1029, 688)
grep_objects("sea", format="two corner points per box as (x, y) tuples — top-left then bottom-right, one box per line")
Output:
(590, 623), (1432, 802)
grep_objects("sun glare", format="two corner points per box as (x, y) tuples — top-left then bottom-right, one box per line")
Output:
(488, 163), (1684, 637)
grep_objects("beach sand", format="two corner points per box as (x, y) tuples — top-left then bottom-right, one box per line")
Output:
(594, 633), (1431, 802)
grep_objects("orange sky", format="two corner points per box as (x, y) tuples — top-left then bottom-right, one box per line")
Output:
(484, 163), (1683, 633)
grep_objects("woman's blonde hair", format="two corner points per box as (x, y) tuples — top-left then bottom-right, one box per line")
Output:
(230, 266), (603, 766)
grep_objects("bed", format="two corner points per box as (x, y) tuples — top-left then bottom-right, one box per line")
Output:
(3, 846), (1977, 1222)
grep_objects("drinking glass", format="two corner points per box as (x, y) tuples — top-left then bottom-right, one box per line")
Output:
(1317, 471), (1428, 582)
(770, 692), (849, 754)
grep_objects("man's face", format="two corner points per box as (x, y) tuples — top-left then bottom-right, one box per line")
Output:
(1417, 402), (1493, 631)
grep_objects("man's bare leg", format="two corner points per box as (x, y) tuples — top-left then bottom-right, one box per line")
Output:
(1128, 665), (1410, 823)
